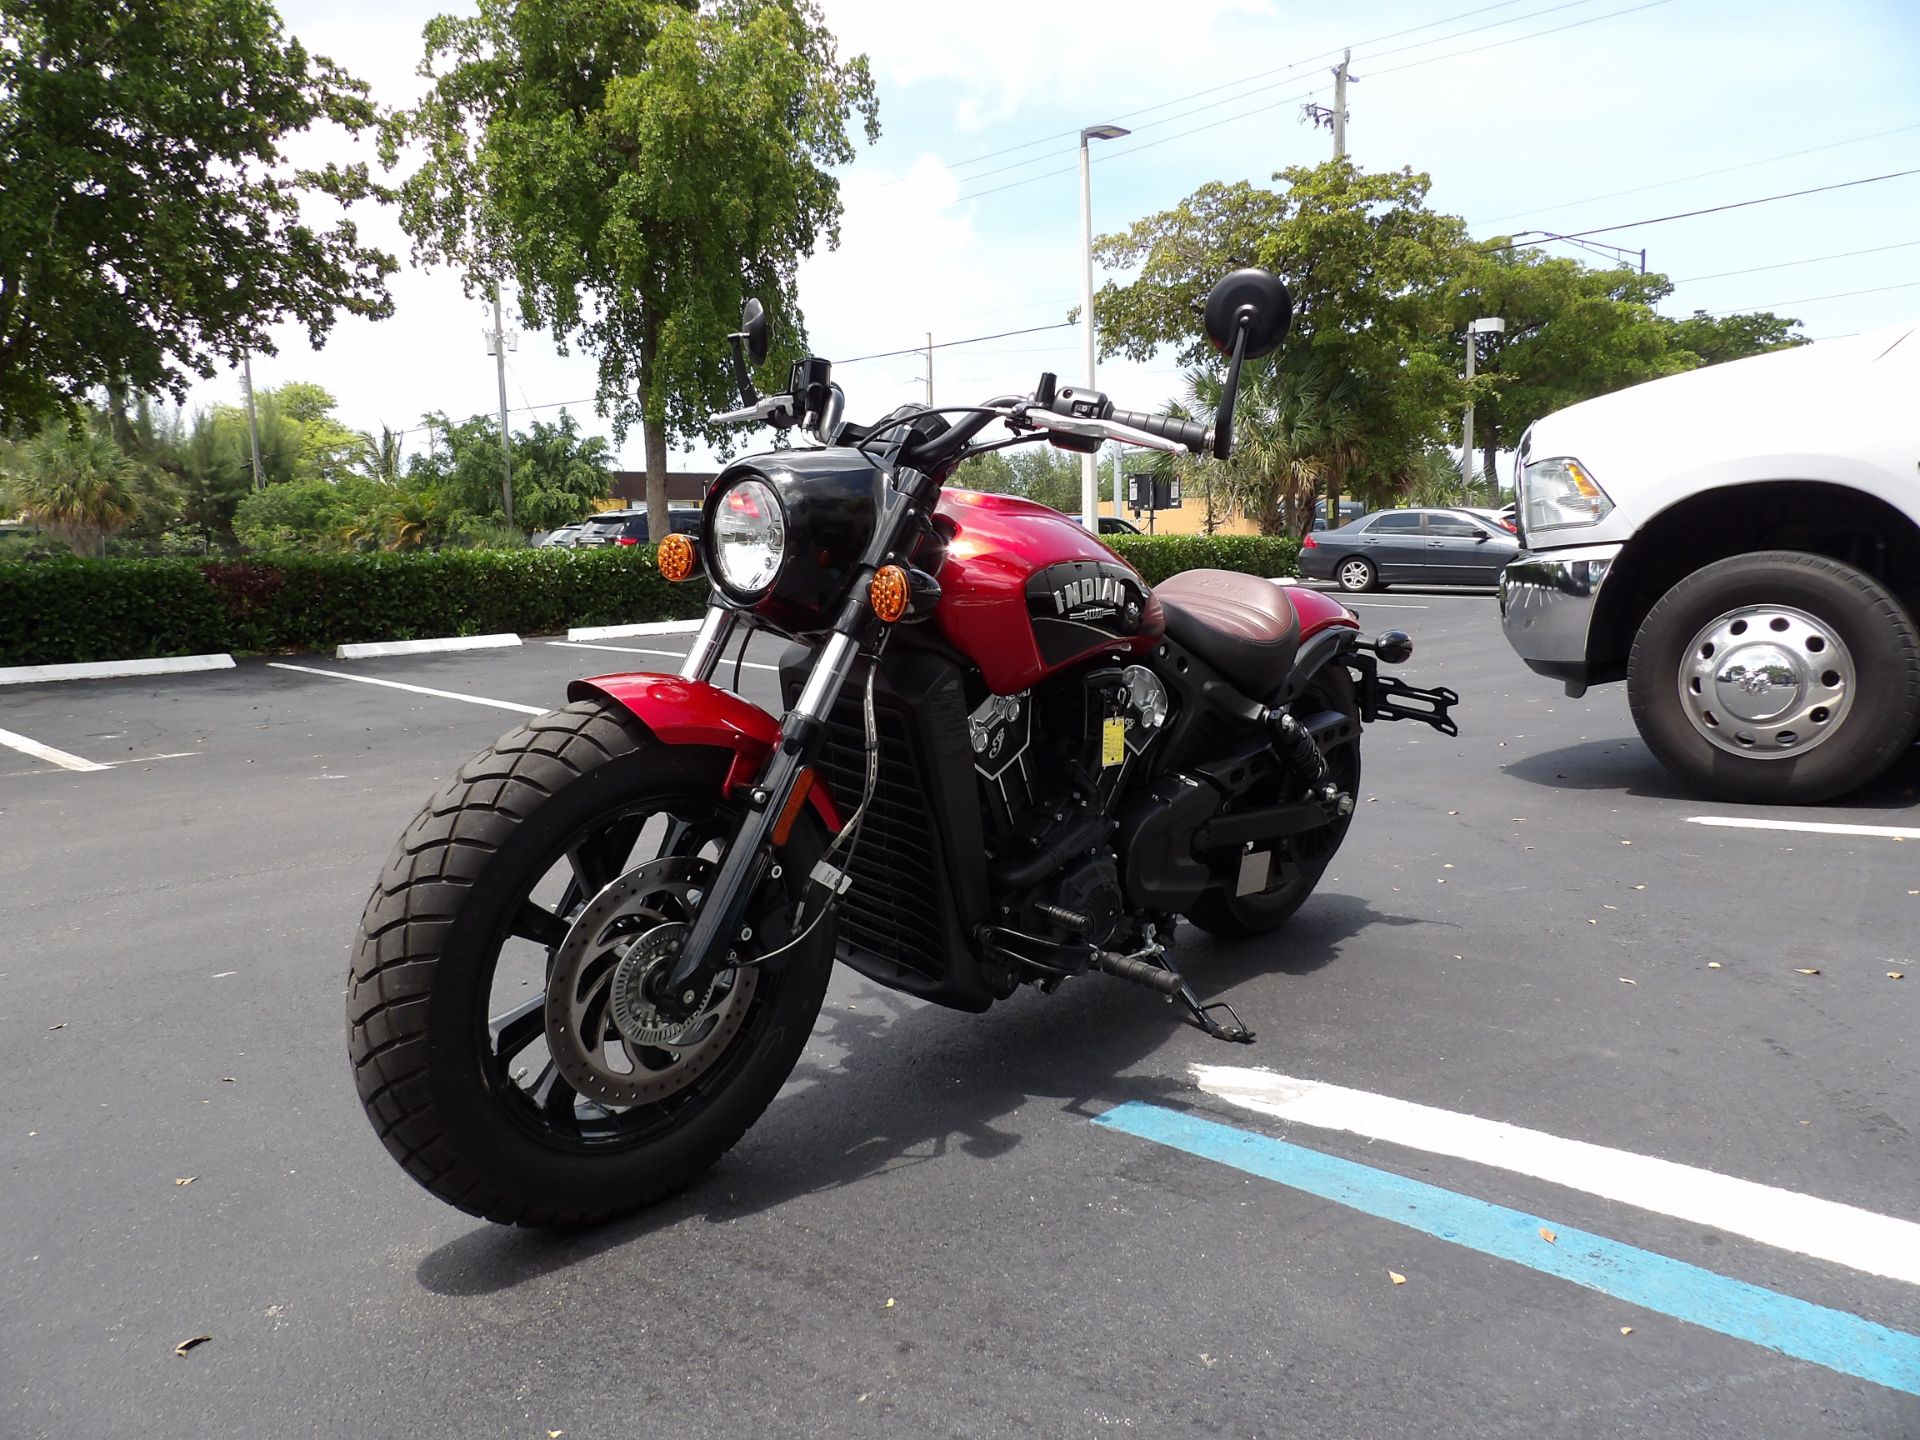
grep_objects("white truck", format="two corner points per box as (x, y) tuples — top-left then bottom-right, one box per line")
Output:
(1499, 324), (1920, 804)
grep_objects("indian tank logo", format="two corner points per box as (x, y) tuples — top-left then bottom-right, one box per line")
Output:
(1051, 574), (1129, 620)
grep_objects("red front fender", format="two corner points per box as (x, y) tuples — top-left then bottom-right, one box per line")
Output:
(567, 672), (844, 834)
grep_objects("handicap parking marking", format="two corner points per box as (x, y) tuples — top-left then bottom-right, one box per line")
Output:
(265, 662), (545, 715)
(0, 725), (110, 773)
(545, 639), (784, 674)
(1190, 1065), (1920, 1287)
(1687, 815), (1920, 841)
(1095, 1103), (1920, 1398)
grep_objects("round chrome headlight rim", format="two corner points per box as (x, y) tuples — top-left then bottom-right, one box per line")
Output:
(705, 476), (788, 604)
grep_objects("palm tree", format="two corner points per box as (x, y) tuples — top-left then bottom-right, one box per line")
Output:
(355, 426), (405, 485)
(5, 426), (143, 555)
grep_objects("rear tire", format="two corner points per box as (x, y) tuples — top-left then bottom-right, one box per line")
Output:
(1627, 552), (1920, 805)
(346, 701), (835, 1226)
(1185, 669), (1361, 937)
(1336, 557), (1377, 593)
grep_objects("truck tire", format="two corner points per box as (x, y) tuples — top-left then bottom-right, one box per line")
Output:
(1627, 551), (1920, 804)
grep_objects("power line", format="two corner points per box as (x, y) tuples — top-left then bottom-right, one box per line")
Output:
(1725, 280), (1920, 314)
(904, 0), (1550, 183)
(1671, 238), (1920, 284)
(1483, 168), (1920, 250)
(952, 0), (1673, 205)
(835, 320), (1079, 366)
(1473, 121), (1920, 227)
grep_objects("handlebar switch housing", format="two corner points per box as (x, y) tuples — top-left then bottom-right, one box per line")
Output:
(1051, 385), (1110, 420)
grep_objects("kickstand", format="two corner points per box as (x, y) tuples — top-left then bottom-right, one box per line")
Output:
(1163, 956), (1254, 1045)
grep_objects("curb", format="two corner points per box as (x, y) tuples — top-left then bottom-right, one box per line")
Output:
(336, 634), (522, 660)
(0, 654), (237, 687)
(567, 620), (704, 641)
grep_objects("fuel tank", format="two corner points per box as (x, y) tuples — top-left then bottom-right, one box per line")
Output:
(931, 489), (1164, 695)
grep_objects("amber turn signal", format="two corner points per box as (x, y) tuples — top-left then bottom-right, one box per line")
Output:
(657, 532), (698, 582)
(869, 564), (910, 623)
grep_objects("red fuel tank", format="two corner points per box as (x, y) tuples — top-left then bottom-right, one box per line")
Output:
(931, 489), (1164, 695)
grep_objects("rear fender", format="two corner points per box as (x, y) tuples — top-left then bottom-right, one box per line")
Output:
(567, 672), (844, 833)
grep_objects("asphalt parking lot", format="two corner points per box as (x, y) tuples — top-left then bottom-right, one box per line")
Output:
(3, 590), (1917, 1439)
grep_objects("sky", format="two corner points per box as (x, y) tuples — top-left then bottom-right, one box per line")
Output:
(194, 0), (1920, 476)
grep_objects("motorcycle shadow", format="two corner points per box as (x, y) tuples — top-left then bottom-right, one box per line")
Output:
(415, 891), (1394, 1297)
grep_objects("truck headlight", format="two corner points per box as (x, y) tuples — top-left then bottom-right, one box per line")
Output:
(1521, 457), (1613, 535)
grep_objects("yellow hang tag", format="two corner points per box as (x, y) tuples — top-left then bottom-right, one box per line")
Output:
(1101, 715), (1127, 767)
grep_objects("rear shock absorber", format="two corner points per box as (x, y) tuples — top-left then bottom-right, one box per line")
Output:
(1264, 708), (1349, 813)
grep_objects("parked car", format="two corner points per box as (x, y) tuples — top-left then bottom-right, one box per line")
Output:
(573, 507), (705, 547)
(1299, 507), (1519, 591)
(1066, 513), (1144, 536)
(532, 522), (592, 549)
(1498, 323), (1920, 804)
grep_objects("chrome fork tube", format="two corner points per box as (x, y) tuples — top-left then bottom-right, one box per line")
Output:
(680, 605), (740, 682)
(792, 631), (857, 722)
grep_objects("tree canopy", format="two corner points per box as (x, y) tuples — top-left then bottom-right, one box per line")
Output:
(386, 0), (878, 540)
(0, 0), (397, 432)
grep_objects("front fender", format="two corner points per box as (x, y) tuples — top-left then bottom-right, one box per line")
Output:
(567, 672), (844, 833)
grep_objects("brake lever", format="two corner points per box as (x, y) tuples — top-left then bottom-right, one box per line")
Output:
(1028, 409), (1181, 453)
(709, 394), (795, 427)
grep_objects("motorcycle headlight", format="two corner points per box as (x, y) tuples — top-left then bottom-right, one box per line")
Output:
(711, 479), (786, 596)
(1520, 456), (1613, 535)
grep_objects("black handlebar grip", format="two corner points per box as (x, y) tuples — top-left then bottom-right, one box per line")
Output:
(1107, 407), (1211, 454)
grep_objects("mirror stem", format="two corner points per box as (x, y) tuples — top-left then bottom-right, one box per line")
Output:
(1213, 317), (1251, 461)
(727, 334), (758, 408)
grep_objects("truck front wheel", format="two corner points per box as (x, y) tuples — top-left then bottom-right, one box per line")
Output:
(1627, 551), (1920, 804)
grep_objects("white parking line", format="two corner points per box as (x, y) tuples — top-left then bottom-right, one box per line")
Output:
(1343, 601), (1430, 610)
(1687, 816), (1920, 840)
(0, 726), (110, 772)
(547, 640), (783, 674)
(266, 662), (545, 715)
(1192, 1065), (1920, 1288)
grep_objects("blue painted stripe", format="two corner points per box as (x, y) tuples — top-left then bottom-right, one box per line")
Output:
(1094, 1102), (1920, 1397)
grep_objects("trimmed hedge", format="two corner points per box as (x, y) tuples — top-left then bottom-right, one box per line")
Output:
(1107, 533), (1300, 586)
(0, 547), (706, 666)
(0, 533), (1300, 667)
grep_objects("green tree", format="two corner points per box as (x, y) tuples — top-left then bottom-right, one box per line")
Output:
(1662, 309), (1807, 367)
(386, 0), (879, 543)
(1097, 162), (1466, 528)
(0, 0), (397, 432)
(3, 423), (144, 554)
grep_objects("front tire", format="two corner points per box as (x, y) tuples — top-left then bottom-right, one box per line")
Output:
(1186, 669), (1361, 937)
(346, 701), (836, 1226)
(1627, 551), (1920, 804)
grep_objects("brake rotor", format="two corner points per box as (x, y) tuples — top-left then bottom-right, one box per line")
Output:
(542, 855), (758, 1107)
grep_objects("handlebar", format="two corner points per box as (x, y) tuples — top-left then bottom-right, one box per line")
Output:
(1106, 407), (1211, 454)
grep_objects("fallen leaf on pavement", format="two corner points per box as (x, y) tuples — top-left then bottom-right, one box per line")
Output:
(1795, 968), (1821, 976)
(174, 1335), (211, 1357)
(549, 1431), (565, 1438)
(1199, 1353), (1217, 1368)
(1389, 1271), (1407, 1285)
(1539, 1228), (1557, 1244)
(1587, 919), (1598, 925)
(1890, 972), (1906, 981)
(1633, 884), (1646, 891)
(220, 1076), (236, 1084)
(1620, 1327), (1633, 1336)
(884, 1298), (895, 1308)
(1707, 962), (1722, 969)
(1619, 978), (1637, 985)
(48, 1023), (65, 1031)
(175, 1177), (196, 1186)
(1448, 810), (1459, 816)
(1620, 840), (1632, 846)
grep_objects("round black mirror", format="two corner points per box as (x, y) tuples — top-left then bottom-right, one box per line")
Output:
(1202, 269), (1291, 360)
(740, 298), (771, 364)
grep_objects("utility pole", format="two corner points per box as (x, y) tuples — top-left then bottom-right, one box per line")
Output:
(1111, 444), (1123, 520)
(488, 284), (516, 528)
(240, 352), (265, 491)
(924, 332), (934, 405)
(1332, 49), (1351, 158)
(1462, 316), (1506, 495)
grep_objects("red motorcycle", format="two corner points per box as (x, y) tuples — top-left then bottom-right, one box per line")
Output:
(347, 271), (1457, 1225)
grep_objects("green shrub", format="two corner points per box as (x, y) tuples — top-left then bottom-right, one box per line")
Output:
(1106, 533), (1300, 585)
(0, 533), (1298, 666)
(0, 546), (706, 665)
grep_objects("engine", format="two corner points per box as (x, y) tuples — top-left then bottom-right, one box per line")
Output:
(971, 662), (1173, 952)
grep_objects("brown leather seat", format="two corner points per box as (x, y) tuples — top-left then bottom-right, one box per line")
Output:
(1153, 569), (1300, 697)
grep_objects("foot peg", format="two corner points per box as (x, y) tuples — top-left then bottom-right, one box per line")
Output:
(1091, 943), (1255, 1045)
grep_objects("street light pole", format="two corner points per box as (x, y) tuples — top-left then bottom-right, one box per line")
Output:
(1462, 315), (1505, 495)
(1079, 123), (1129, 533)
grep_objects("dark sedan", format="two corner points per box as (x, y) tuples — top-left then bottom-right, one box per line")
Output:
(1298, 507), (1520, 592)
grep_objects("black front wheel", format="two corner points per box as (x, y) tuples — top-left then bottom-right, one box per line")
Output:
(346, 701), (836, 1227)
